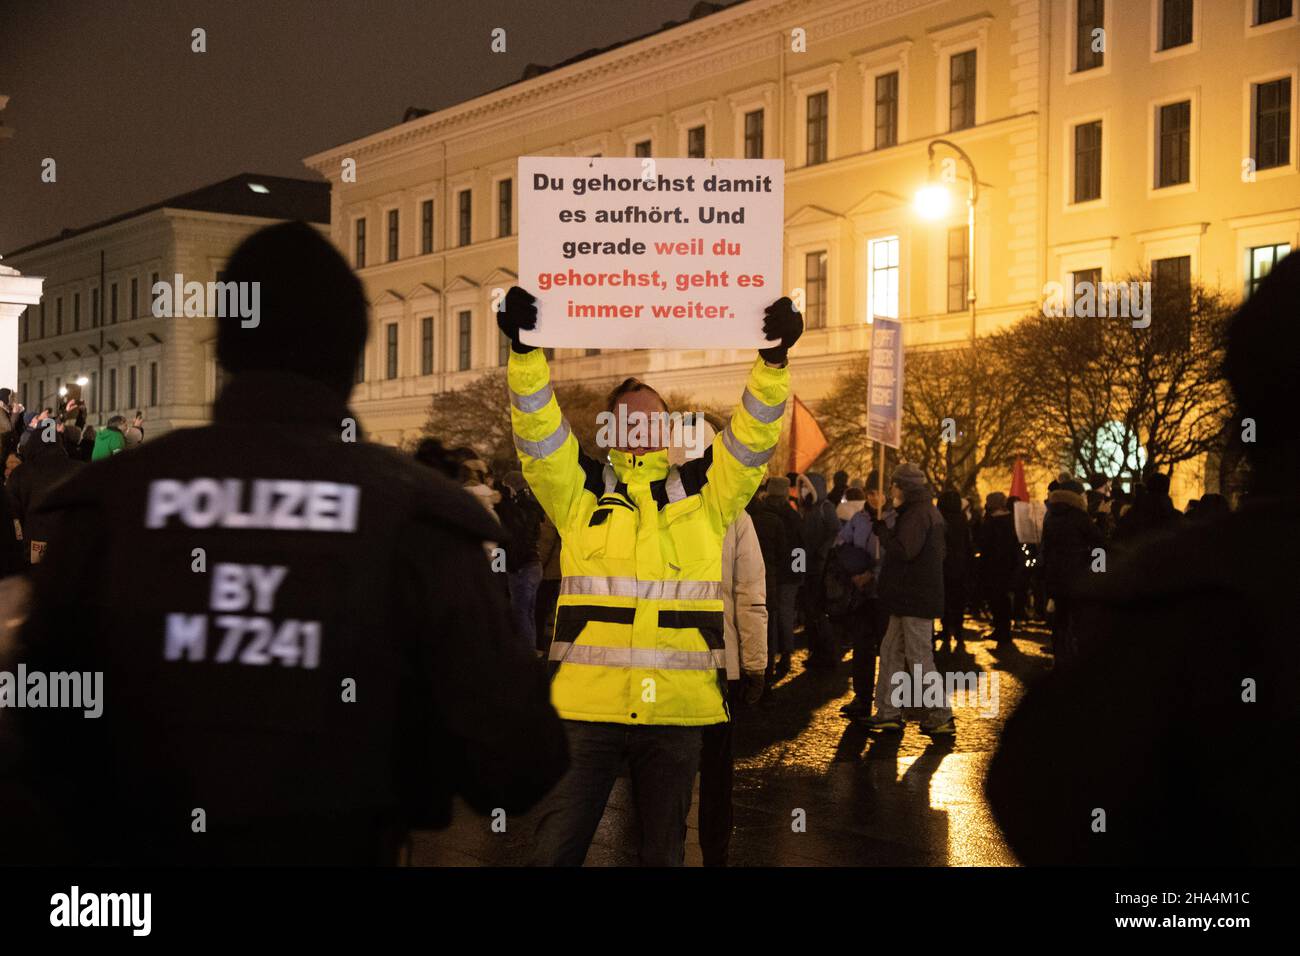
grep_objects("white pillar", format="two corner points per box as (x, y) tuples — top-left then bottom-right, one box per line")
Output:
(0, 258), (44, 392)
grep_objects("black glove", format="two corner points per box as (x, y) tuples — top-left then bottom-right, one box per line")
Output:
(498, 286), (538, 354)
(758, 296), (803, 366)
(742, 671), (766, 705)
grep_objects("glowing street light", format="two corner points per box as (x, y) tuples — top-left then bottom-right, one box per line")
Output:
(913, 183), (952, 220)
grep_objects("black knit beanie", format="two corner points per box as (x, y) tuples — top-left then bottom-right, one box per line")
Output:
(217, 221), (368, 398)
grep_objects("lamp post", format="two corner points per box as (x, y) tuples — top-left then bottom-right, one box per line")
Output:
(914, 139), (982, 490)
(913, 138), (979, 342)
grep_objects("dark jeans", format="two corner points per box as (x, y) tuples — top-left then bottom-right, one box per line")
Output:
(800, 569), (836, 660)
(1050, 595), (1075, 666)
(988, 587), (1012, 642)
(767, 581), (799, 658)
(698, 680), (741, 866)
(531, 720), (703, 866)
(849, 597), (884, 701)
(941, 578), (966, 641)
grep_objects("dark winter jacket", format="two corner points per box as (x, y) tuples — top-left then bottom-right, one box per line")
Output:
(987, 496), (1300, 865)
(496, 487), (544, 567)
(0, 370), (568, 865)
(1039, 488), (1104, 599)
(937, 491), (973, 589)
(6, 432), (85, 566)
(798, 472), (840, 574)
(977, 512), (1020, 592)
(876, 486), (945, 618)
(751, 493), (804, 587)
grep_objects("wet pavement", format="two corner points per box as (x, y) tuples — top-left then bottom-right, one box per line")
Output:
(411, 617), (1054, 866)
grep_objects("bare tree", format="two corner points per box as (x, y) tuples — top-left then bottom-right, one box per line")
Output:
(819, 341), (1038, 492)
(994, 272), (1234, 480)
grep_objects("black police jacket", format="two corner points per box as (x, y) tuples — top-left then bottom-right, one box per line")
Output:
(1, 370), (567, 864)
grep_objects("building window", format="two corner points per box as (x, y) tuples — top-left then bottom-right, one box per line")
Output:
(498, 178), (513, 238)
(151, 273), (160, 314)
(1255, 0), (1293, 26)
(1072, 267), (1102, 311)
(947, 227), (969, 313)
(744, 110), (764, 159)
(1156, 100), (1191, 187)
(74, 292), (81, 332)
(130, 277), (138, 319)
(499, 330), (510, 367)
(1152, 255), (1191, 305)
(1249, 243), (1291, 296)
(39, 302), (45, 338)
(354, 218), (366, 268)
(108, 368), (117, 411)
(1159, 0), (1193, 50)
(868, 237), (899, 321)
(421, 317), (434, 375)
(458, 190), (472, 246)
(586, 348), (601, 357)
(874, 72), (899, 149)
(387, 209), (399, 262)
(385, 322), (399, 378)
(1152, 255), (1192, 349)
(634, 139), (652, 158)
(458, 311), (472, 370)
(1253, 77), (1292, 171)
(1076, 0), (1105, 72)
(804, 251), (827, 330)
(128, 365), (138, 409)
(150, 362), (158, 406)
(110, 282), (118, 324)
(806, 92), (829, 165)
(1073, 120), (1103, 202)
(56, 297), (63, 335)
(687, 125), (706, 158)
(420, 199), (434, 255)
(92, 287), (100, 328)
(949, 50), (977, 131)
(354, 350), (365, 385)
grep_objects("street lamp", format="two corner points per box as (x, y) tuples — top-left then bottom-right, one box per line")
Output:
(914, 138), (980, 342)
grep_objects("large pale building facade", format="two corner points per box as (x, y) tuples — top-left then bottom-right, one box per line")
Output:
(301, 0), (1291, 496)
(5, 174), (330, 433)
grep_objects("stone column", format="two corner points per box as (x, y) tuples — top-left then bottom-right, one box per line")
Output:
(0, 259), (44, 392)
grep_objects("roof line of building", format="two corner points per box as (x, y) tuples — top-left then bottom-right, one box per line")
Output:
(4, 172), (330, 260)
(301, 0), (819, 169)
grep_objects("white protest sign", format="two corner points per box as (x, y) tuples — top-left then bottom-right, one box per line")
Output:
(517, 156), (783, 349)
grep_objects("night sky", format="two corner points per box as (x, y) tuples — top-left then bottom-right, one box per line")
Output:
(0, 0), (701, 254)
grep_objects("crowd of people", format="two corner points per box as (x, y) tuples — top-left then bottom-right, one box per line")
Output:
(0, 389), (145, 573)
(0, 220), (1293, 868)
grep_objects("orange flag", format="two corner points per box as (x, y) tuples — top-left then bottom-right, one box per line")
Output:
(788, 394), (828, 475)
(1008, 457), (1029, 500)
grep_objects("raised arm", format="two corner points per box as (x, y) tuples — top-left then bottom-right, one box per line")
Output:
(701, 297), (801, 531)
(500, 288), (587, 529)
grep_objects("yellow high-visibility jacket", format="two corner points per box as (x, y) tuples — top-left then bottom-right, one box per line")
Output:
(508, 347), (789, 726)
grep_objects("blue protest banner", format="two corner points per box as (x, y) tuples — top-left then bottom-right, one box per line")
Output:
(866, 318), (903, 448)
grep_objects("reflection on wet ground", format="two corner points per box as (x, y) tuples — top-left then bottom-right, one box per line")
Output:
(413, 619), (1054, 866)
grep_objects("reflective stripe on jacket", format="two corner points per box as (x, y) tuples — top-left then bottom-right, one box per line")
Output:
(508, 347), (789, 725)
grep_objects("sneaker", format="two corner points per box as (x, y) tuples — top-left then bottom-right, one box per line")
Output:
(922, 718), (956, 737)
(864, 714), (903, 731)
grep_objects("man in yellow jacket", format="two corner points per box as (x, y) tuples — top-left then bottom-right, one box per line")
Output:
(499, 286), (800, 866)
